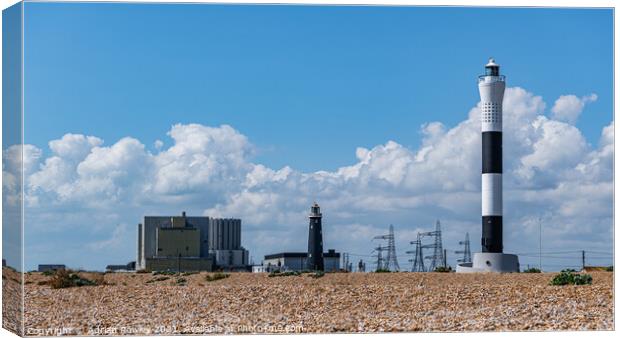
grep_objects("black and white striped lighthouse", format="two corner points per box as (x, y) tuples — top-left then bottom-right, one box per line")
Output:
(479, 58), (505, 253)
(457, 59), (519, 273)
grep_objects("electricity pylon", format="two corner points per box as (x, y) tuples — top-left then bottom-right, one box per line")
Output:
(419, 220), (444, 271)
(455, 232), (472, 263)
(373, 224), (400, 271)
(371, 245), (388, 271)
(407, 233), (426, 272)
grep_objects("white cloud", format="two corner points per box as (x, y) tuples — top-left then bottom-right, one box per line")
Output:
(13, 87), (613, 270)
(551, 93), (598, 124)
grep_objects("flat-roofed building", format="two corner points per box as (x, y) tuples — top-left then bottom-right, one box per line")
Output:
(262, 250), (341, 272)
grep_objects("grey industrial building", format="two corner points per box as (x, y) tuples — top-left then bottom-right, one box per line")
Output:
(137, 211), (249, 271)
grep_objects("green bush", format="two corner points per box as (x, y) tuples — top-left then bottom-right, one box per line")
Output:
(309, 271), (325, 278)
(573, 274), (593, 285)
(561, 268), (576, 273)
(523, 267), (541, 273)
(375, 268), (391, 273)
(434, 266), (452, 273)
(605, 266), (613, 272)
(49, 270), (99, 289)
(268, 271), (301, 277)
(550, 271), (592, 286)
(42, 270), (56, 276)
(146, 276), (170, 284)
(205, 272), (230, 282)
(152, 270), (177, 276)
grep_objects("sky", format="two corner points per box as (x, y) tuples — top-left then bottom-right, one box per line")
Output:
(4, 2), (613, 271)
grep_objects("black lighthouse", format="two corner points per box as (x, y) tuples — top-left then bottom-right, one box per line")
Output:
(307, 202), (324, 271)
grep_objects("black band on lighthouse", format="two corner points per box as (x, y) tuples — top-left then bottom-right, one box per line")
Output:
(482, 216), (503, 253)
(482, 131), (502, 174)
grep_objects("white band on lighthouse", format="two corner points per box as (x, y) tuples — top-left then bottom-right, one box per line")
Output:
(482, 173), (502, 216)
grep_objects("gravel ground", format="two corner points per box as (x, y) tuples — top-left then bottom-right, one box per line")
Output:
(15, 269), (614, 335)
(2, 267), (23, 335)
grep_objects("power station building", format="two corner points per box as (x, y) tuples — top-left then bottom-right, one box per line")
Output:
(137, 212), (249, 271)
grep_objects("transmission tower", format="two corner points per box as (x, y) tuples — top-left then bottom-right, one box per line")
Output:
(407, 233), (426, 272)
(371, 245), (388, 271)
(455, 232), (472, 263)
(419, 220), (444, 271)
(373, 224), (400, 271)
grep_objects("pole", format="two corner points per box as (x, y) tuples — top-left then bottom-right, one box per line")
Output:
(443, 249), (447, 268)
(539, 217), (542, 271)
(582, 250), (585, 271)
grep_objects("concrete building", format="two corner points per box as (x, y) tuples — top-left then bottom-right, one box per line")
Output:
(137, 211), (248, 271)
(38, 264), (65, 272)
(262, 250), (341, 272)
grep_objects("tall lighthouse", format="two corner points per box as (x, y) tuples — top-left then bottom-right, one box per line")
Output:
(479, 58), (504, 253)
(457, 58), (519, 273)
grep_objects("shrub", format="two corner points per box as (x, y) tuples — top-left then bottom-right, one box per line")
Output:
(181, 271), (199, 276)
(205, 272), (230, 282)
(434, 266), (452, 273)
(152, 270), (177, 276)
(605, 266), (613, 272)
(375, 268), (391, 273)
(49, 270), (99, 289)
(268, 271), (300, 277)
(561, 268), (576, 273)
(523, 267), (541, 273)
(309, 271), (325, 278)
(176, 277), (187, 285)
(42, 270), (56, 276)
(146, 276), (170, 284)
(136, 269), (151, 274)
(550, 271), (592, 286)
(573, 274), (593, 285)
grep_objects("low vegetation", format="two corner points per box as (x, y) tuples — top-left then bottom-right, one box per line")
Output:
(268, 271), (301, 277)
(205, 272), (230, 282)
(309, 271), (325, 278)
(434, 266), (452, 273)
(146, 276), (170, 284)
(49, 269), (102, 289)
(152, 270), (177, 276)
(550, 271), (593, 286)
(375, 268), (391, 273)
(181, 271), (199, 276)
(605, 266), (613, 272)
(136, 269), (151, 274)
(523, 267), (541, 273)
(176, 277), (188, 285)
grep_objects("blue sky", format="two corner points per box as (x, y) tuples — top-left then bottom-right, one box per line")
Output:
(24, 3), (612, 171)
(10, 2), (613, 271)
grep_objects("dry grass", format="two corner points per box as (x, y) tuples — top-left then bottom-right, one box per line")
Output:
(19, 270), (614, 335)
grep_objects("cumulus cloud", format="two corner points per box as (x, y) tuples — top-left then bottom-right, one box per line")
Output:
(551, 93), (598, 124)
(11, 87), (612, 270)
